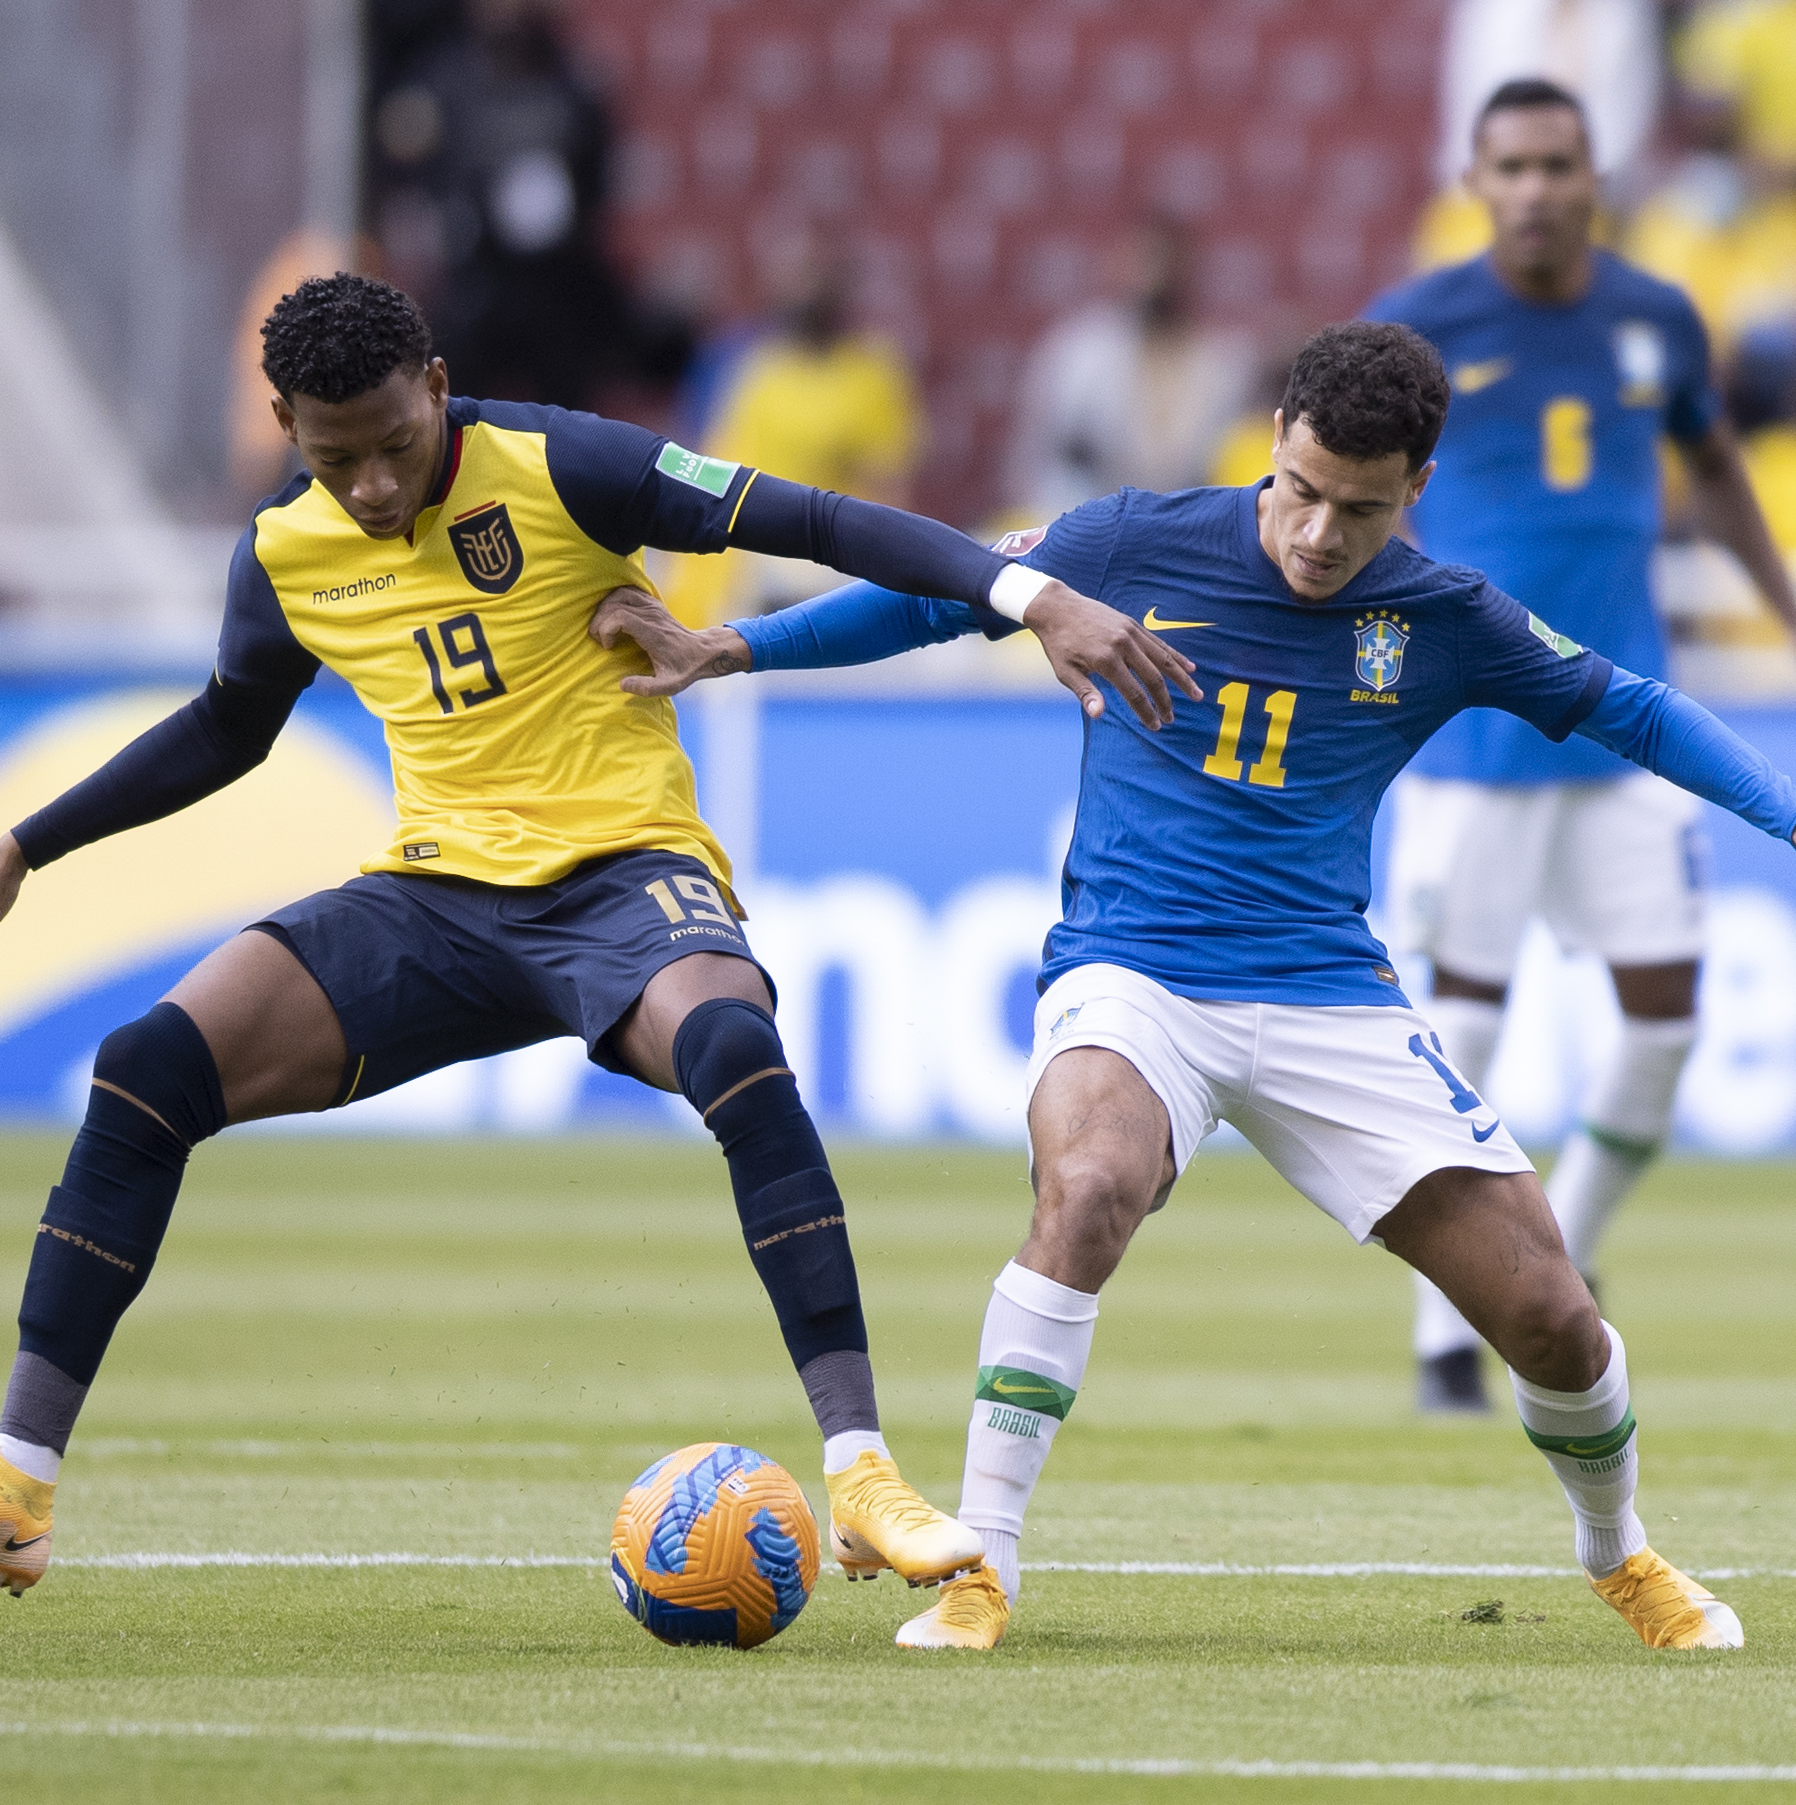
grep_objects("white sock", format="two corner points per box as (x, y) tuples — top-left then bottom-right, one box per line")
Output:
(980, 1527), (1021, 1603)
(1510, 1321), (1647, 1577)
(822, 1429), (890, 1475)
(1549, 1015), (1696, 1274)
(958, 1260), (1099, 1605)
(1426, 994), (1504, 1092)
(1412, 1272), (1480, 1359)
(0, 1433), (59, 1484)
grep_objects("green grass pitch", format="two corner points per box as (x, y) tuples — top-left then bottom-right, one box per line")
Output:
(0, 1131), (1791, 1803)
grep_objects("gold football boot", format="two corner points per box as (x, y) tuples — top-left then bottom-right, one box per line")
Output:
(0, 1454), (54, 1597)
(1588, 1549), (1743, 1649)
(824, 1451), (984, 1586)
(894, 1562), (1010, 1649)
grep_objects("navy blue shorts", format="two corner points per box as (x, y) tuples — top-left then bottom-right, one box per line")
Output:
(251, 848), (767, 1106)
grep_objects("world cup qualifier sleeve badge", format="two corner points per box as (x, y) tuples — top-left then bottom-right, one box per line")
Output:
(1351, 610), (1410, 704)
(449, 503), (525, 595)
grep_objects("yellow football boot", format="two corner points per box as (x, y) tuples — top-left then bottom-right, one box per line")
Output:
(0, 1455), (54, 1597)
(1588, 1549), (1743, 1649)
(895, 1562), (1010, 1649)
(825, 1451), (985, 1586)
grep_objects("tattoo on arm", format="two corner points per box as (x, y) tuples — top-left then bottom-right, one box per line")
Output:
(707, 647), (750, 676)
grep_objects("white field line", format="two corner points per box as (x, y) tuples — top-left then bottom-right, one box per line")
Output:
(0, 1719), (1792, 1782)
(52, 1552), (1796, 1579)
(78, 1438), (582, 1460)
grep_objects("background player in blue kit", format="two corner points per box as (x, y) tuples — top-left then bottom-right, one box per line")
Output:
(1365, 80), (1796, 1412)
(598, 320), (1796, 1657)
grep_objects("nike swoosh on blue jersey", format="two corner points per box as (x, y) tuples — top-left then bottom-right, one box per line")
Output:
(1142, 608), (1215, 631)
(1471, 1119), (1502, 1143)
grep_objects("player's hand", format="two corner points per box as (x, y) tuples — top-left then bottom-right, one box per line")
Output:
(589, 586), (752, 696)
(0, 832), (26, 924)
(1022, 580), (1202, 728)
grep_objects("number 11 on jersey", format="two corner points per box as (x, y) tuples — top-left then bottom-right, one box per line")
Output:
(1203, 682), (1296, 788)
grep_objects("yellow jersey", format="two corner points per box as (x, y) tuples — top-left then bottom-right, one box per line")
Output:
(15, 400), (1011, 888)
(231, 401), (758, 890)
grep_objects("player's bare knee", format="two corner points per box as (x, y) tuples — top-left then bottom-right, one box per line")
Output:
(1503, 1277), (1604, 1392)
(1035, 1156), (1152, 1257)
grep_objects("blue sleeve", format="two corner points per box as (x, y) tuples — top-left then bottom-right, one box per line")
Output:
(1662, 292), (1722, 447)
(1456, 581), (1613, 741)
(733, 582), (983, 672)
(511, 402), (1008, 608)
(12, 517), (310, 867)
(732, 494), (1136, 671)
(1576, 668), (1796, 841)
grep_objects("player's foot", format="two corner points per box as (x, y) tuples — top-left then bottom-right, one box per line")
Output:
(1588, 1549), (1743, 1650)
(825, 1451), (985, 1586)
(894, 1561), (1010, 1649)
(1417, 1346), (1491, 1414)
(0, 1455), (54, 1597)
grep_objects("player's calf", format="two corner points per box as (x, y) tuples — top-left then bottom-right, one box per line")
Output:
(672, 995), (980, 1582)
(0, 1002), (226, 1539)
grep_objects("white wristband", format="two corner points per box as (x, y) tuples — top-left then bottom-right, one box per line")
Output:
(987, 561), (1053, 624)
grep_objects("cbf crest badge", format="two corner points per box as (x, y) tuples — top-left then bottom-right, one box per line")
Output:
(1352, 610), (1410, 693)
(449, 502), (524, 595)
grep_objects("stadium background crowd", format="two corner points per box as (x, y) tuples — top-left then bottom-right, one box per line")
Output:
(1, 0), (1796, 1145)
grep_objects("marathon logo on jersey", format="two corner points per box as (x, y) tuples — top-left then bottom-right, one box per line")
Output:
(655, 441), (740, 498)
(989, 524), (1048, 557)
(1614, 320), (1667, 407)
(448, 503), (524, 595)
(1352, 610), (1409, 696)
(312, 572), (396, 605)
(402, 841), (440, 861)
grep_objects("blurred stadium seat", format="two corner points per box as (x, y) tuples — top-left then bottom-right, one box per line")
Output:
(568, 0), (1448, 526)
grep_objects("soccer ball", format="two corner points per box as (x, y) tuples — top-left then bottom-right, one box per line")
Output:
(610, 1441), (820, 1648)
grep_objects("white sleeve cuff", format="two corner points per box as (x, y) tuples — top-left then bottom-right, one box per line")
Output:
(987, 561), (1053, 624)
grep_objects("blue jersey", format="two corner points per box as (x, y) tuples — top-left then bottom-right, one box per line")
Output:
(745, 483), (1611, 1008)
(1365, 251), (1719, 786)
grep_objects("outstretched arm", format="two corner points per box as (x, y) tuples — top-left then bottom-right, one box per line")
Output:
(0, 673), (306, 924)
(1576, 667), (1796, 843)
(592, 578), (1203, 728)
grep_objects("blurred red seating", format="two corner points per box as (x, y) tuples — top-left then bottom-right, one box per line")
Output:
(569, 0), (1447, 526)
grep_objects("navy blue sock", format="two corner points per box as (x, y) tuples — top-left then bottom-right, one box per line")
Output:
(674, 999), (871, 1385)
(9, 1003), (225, 1407)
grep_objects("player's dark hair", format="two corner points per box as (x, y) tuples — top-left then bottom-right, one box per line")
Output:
(1474, 77), (1591, 150)
(259, 273), (433, 403)
(1281, 322), (1449, 473)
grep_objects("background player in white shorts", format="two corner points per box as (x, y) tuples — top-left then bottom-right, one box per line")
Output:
(606, 319), (1795, 1656)
(1367, 80), (1796, 1411)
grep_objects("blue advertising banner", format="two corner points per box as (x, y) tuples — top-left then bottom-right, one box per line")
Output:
(5, 667), (1796, 1150)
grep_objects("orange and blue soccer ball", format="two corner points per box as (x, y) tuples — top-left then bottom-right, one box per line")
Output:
(610, 1442), (820, 1648)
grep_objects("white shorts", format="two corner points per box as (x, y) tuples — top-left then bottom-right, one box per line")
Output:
(1024, 963), (1533, 1245)
(1387, 771), (1706, 985)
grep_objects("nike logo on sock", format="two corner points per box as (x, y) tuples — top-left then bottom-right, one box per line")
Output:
(1471, 1119), (1503, 1143)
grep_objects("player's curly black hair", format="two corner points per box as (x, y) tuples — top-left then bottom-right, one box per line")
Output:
(1280, 321), (1449, 473)
(259, 273), (433, 402)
